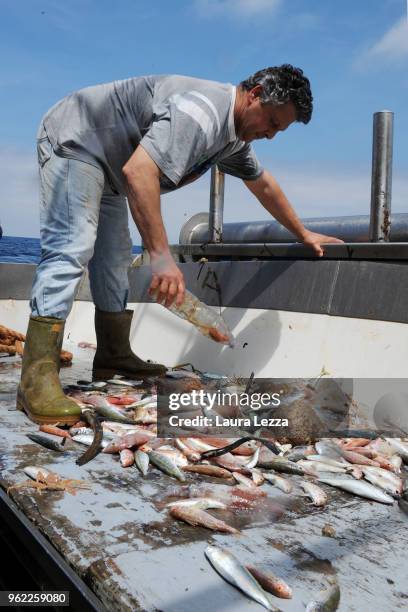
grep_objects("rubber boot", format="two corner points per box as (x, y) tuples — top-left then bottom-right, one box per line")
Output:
(16, 316), (81, 425)
(92, 308), (167, 380)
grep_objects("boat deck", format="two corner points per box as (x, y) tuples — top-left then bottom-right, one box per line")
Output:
(0, 349), (407, 611)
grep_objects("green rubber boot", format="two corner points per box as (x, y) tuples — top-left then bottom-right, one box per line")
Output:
(92, 308), (167, 380)
(17, 316), (81, 425)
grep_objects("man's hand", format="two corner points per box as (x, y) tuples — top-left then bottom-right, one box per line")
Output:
(301, 230), (344, 257)
(149, 251), (185, 308)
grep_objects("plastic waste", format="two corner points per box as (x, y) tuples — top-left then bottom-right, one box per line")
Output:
(156, 289), (235, 348)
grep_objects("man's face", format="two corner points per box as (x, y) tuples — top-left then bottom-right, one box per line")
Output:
(237, 87), (298, 143)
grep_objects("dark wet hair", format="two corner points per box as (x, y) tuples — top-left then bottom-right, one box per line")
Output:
(240, 64), (313, 124)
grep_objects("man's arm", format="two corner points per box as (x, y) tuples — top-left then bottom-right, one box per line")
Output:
(122, 145), (185, 307)
(244, 170), (343, 256)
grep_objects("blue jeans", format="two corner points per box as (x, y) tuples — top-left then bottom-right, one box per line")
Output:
(31, 126), (133, 319)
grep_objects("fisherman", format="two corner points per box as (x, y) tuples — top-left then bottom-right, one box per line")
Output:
(18, 64), (342, 425)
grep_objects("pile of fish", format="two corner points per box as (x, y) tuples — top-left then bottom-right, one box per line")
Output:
(23, 373), (408, 535)
(17, 372), (408, 612)
(204, 544), (339, 611)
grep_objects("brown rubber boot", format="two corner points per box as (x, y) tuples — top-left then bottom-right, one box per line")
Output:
(16, 316), (81, 425)
(92, 308), (167, 380)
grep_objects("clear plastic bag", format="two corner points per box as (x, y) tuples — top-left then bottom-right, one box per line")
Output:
(157, 289), (235, 348)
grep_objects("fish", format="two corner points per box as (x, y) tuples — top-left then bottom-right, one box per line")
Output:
(72, 434), (109, 449)
(318, 476), (394, 504)
(305, 583), (340, 611)
(297, 460), (344, 474)
(285, 445), (315, 462)
(263, 473), (293, 494)
(154, 448), (188, 468)
(132, 395), (157, 406)
(204, 546), (278, 610)
(315, 441), (343, 459)
(107, 396), (138, 406)
(362, 468), (402, 497)
(299, 481), (328, 506)
(340, 438), (370, 449)
(245, 447), (260, 468)
(242, 467), (265, 486)
(120, 449), (134, 467)
(246, 565), (293, 599)
(166, 498), (227, 510)
(306, 455), (351, 467)
(107, 378), (143, 387)
(165, 369), (201, 379)
(80, 394), (137, 423)
(148, 450), (186, 481)
(24, 466), (52, 480)
(340, 450), (380, 467)
(389, 454), (402, 472)
(183, 438), (218, 453)
(384, 438), (408, 464)
(133, 406), (157, 424)
(214, 453), (250, 471)
(26, 433), (65, 452)
(175, 438), (201, 462)
(171, 507), (238, 534)
(232, 472), (258, 489)
(39, 425), (72, 439)
(361, 467), (403, 497)
(182, 464), (233, 479)
(103, 431), (154, 454)
(75, 379), (106, 390)
(262, 457), (313, 476)
(134, 449), (149, 476)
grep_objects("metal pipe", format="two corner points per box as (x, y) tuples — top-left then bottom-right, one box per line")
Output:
(180, 212), (408, 245)
(369, 110), (394, 242)
(175, 242), (408, 260)
(209, 166), (225, 242)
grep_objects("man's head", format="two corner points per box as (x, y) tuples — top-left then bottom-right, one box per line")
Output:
(235, 64), (313, 143)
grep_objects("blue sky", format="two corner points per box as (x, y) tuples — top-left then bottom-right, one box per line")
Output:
(0, 0), (407, 242)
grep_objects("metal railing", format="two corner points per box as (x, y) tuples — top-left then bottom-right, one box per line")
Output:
(182, 111), (403, 249)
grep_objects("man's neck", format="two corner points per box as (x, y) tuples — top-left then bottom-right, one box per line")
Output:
(233, 86), (248, 136)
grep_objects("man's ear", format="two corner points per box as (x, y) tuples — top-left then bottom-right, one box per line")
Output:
(250, 84), (263, 99)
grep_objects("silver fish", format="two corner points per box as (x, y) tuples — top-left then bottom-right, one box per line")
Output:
(389, 454), (402, 472)
(298, 460), (345, 474)
(72, 434), (109, 449)
(24, 466), (52, 481)
(264, 472), (293, 493)
(205, 546), (279, 611)
(82, 395), (136, 423)
(148, 450), (186, 481)
(299, 481), (328, 506)
(361, 468), (403, 497)
(134, 449), (149, 476)
(315, 441), (342, 459)
(305, 583), (340, 611)
(166, 498), (227, 510)
(384, 438), (408, 464)
(245, 447), (260, 469)
(107, 378), (143, 387)
(165, 369), (201, 379)
(318, 476), (394, 504)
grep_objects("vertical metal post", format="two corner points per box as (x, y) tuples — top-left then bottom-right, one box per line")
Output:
(209, 166), (225, 242)
(369, 110), (394, 242)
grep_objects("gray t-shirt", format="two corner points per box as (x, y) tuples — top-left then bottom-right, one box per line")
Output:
(42, 75), (263, 194)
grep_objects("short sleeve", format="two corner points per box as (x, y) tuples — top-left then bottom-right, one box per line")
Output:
(140, 92), (220, 186)
(217, 143), (263, 181)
